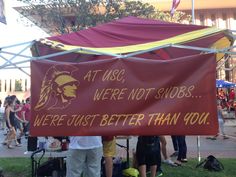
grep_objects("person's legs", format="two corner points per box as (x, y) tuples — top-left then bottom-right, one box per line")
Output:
(159, 136), (167, 160)
(219, 120), (229, 139)
(176, 136), (183, 165)
(103, 138), (116, 177)
(138, 165), (147, 177)
(7, 127), (17, 148)
(66, 149), (86, 177)
(181, 136), (187, 160)
(84, 147), (103, 177)
(160, 136), (176, 166)
(171, 136), (178, 156)
(150, 165), (157, 177)
(155, 137), (162, 172)
(176, 136), (187, 163)
(104, 157), (113, 177)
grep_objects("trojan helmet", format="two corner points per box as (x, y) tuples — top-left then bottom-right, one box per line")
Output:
(34, 64), (78, 111)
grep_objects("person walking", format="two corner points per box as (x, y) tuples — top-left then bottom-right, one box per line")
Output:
(4, 96), (22, 148)
(210, 100), (229, 140)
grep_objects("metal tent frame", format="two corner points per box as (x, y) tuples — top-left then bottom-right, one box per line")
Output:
(0, 31), (236, 163)
(1, 37), (236, 74)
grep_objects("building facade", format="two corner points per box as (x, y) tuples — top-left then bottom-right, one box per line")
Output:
(0, 69), (30, 103)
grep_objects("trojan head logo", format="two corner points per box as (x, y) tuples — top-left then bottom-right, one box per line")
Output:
(34, 65), (79, 111)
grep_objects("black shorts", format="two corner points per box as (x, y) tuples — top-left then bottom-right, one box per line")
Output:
(136, 140), (159, 166)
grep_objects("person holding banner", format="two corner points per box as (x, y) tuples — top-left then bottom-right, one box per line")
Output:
(66, 136), (103, 177)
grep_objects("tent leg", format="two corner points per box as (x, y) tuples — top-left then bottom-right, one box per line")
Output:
(197, 136), (201, 163)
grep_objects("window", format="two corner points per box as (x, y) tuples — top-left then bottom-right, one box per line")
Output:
(234, 13), (236, 20)
(9, 79), (12, 92)
(199, 14), (205, 26)
(211, 14), (216, 26)
(25, 79), (28, 91)
(222, 13), (228, 28)
(15, 79), (23, 91)
(4, 80), (6, 92)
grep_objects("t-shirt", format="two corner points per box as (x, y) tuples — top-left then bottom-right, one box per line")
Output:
(229, 91), (235, 100)
(15, 104), (23, 120)
(22, 103), (30, 121)
(69, 136), (102, 150)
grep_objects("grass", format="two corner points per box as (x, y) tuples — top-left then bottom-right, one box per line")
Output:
(0, 158), (31, 177)
(0, 158), (236, 177)
(159, 158), (236, 177)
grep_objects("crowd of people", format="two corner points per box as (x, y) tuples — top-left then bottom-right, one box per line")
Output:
(217, 88), (235, 114)
(0, 95), (30, 149)
(65, 134), (187, 177)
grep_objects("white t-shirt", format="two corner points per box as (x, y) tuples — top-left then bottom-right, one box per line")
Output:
(69, 136), (102, 150)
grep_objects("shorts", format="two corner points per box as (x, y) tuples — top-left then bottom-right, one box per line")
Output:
(15, 119), (23, 130)
(103, 137), (116, 157)
(136, 138), (160, 166)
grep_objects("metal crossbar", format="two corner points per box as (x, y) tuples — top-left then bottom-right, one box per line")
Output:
(0, 40), (235, 76)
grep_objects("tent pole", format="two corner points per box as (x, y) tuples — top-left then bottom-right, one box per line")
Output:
(0, 50), (33, 59)
(191, 0), (201, 164)
(197, 136), (201, 163)
(121, 44), (171, 58)
(0, 54), (30, 76)
(0, 40), (34, 50)
(216, 55), (231, 70)
(0, 41), (34, 69)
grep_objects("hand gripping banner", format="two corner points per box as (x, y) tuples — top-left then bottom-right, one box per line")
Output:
(31, 54), (218, 136)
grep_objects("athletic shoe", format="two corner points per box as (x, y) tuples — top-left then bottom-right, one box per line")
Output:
(163, 159), (178, 167)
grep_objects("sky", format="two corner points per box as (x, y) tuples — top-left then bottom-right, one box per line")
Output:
(0, 0), (48, 77)
(0, 0), (48, 45)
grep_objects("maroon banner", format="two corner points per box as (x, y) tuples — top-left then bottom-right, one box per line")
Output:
(31, 54), (218, 136)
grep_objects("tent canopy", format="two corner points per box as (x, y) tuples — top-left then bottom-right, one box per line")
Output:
(33, 16), (234, 62)
(216, 79), (236, 88)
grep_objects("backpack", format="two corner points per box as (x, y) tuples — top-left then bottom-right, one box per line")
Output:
(196, 155), (224, 172)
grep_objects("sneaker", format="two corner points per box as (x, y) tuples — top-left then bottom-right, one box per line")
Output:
(163, 159), (177, 167)
(180, 158), (188, 163)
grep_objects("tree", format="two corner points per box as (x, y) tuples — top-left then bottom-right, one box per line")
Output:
(15, 79), (23, 91)
(17, 0), (191, 35)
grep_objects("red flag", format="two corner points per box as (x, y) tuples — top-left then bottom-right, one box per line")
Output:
(171, 0), (180, 16)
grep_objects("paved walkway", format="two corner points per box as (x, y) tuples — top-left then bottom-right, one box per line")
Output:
(0, 121), (236, 159)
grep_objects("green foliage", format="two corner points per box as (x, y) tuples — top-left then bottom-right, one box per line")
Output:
(15, 79), (23, 91)
(17, 0), (191, 34)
